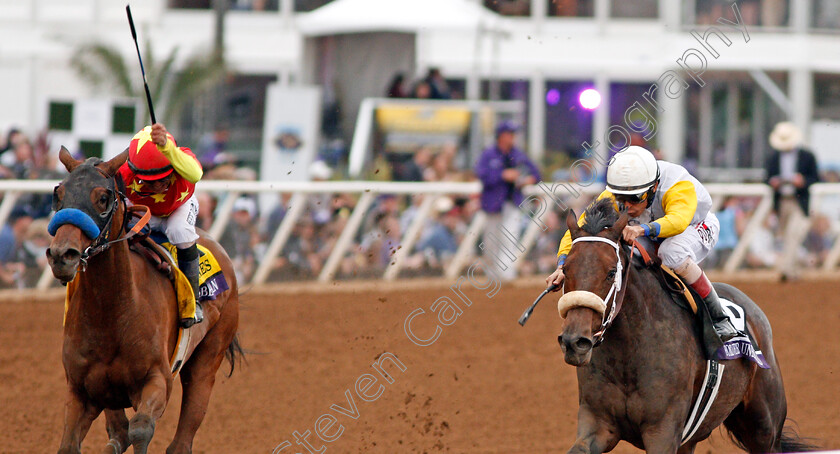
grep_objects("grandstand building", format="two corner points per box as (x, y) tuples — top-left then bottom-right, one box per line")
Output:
(2, 0), (839, 179)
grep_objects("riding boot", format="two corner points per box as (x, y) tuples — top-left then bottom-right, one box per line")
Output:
(177, 244), (204, 328)
(690, 272), (738, 342)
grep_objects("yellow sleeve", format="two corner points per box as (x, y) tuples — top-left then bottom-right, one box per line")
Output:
(556, 189), (615, 264)
(653, 180), (697, 238)
(158, 139), (203, 183)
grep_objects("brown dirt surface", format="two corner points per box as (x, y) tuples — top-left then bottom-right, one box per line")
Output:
(1, 277), (838, 453)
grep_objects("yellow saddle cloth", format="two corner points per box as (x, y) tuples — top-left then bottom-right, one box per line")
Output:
(64, 242), (226, 325)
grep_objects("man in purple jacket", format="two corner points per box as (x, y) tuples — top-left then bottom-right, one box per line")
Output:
(474, 120), (541, 280)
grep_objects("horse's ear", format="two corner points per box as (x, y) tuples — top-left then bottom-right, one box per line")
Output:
(58, 146), (82, 172)
(610, 213), (630, 240)
(566, 209), (582, 239)
(99, 149), (129, 177)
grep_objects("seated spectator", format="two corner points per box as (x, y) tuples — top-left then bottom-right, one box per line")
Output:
(308, 160), (334, 225)
(386, 72), (408, 98)
(219, 196), (259, 282)
(424, 68), (452, 100)
(0, 127), (22, 156)
(0, 206), (32, 288)
(412, 81), (432, 99)
(20, 218), (51, 287)
(284, 217), (326, 277)
(710, 196), (746, 268)
(415, 197), (463, 268)
(803, 214), (833, 267)
(393, 146), (432, 182)
(0, 138), (34, 179)
(745, 214), (778, 269)
(195, 192), (218, 231)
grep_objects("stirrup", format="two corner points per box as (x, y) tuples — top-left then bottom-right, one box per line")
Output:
(713, 318), (738, 343)
(180, 301), (204, 328)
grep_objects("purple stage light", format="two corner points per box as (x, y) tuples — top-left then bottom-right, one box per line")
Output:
(579, 88), (601, 110)
(546, 88), (561, 106)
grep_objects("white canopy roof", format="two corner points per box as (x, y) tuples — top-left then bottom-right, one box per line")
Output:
(297, 0), (508, 36)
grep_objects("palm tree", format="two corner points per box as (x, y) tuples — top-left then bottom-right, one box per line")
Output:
(70, 38), (227, 129)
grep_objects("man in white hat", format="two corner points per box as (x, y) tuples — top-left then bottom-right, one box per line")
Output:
(547, 146), (738, 342)
(764, 121), (820, 280)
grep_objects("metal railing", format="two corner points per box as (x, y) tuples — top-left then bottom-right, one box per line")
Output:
(2, 179), (834, 291)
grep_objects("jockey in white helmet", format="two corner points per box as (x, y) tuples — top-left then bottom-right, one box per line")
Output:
(548, 145), (738, 342)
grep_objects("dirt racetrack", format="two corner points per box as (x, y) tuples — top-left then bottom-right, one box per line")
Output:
(1, 276), (838, 453)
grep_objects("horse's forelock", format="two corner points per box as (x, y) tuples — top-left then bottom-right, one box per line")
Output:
(581, 198), (619, 235)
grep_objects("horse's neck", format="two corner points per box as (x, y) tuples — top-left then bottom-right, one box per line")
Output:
(602, 266), (683, 351)
(72, 242), (136, 316)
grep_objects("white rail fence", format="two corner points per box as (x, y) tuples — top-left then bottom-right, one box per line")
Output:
(1, 180), (838, 290)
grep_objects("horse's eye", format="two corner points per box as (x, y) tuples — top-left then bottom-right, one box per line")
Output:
(99, 194), (109, 205)
(606, 269), (617, 280)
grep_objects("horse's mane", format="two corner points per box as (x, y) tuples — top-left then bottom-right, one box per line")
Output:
(581, 198), (619, 235)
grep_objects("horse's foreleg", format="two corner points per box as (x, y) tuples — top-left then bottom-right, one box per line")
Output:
(57, 390), (101, 454)
(568, 408), (620, 454)
(129, 371), (170, 454)
(166, 344), (228, 454)
(640, 421), (682, 454)
(102, 409), (129, 454)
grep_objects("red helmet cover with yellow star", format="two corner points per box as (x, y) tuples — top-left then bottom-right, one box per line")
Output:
(128, 126), (176, 180)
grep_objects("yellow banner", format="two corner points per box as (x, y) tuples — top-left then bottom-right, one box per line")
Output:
(376, 105), (471, 134)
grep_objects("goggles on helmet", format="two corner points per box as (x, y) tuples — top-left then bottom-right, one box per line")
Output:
(615, 191), (649, 204)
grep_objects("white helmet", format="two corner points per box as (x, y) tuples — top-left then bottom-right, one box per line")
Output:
(606, 146), (660, 195)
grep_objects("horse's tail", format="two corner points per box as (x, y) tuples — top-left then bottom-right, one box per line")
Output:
(779, 424), (821, 452)
(224, 332), (245, 378)
(724, 420), (820, 452)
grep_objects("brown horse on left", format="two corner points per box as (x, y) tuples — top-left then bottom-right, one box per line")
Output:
(47, 148), (242, 454)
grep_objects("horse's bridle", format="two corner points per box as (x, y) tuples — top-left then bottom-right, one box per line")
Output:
(53, 172), (152, 272)
(569, 235), (634, 346)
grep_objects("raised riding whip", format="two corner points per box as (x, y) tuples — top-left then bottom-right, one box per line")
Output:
(125, 4), (157, 124)
(518, 282), (560, 326)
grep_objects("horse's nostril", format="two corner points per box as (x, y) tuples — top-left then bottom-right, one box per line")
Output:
(575, 338), (593, 352)
(62, 248), (81, 262)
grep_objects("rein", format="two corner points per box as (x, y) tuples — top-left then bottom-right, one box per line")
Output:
(79, 196), (151, 271)
(569, 236), (640, 347)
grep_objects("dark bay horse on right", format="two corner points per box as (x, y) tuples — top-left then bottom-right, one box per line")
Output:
(556, 199), (815, 453)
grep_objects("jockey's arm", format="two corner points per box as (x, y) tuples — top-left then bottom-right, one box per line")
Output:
(555, 189), (614, 266)
(647, 180), (698, 238)
(158, 139), (203, 184)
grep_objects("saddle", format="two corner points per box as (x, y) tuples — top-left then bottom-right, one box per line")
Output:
(130, 238), (175, 279)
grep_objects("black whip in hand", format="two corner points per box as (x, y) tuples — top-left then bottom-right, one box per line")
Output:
(518, 283), (560, 326)
(126, 4), (157, 124)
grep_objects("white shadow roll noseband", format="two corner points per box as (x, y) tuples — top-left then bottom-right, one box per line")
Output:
(556, 236), (623, 329)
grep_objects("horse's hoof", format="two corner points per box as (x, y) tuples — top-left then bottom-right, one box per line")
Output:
(128, 414), (155, 452)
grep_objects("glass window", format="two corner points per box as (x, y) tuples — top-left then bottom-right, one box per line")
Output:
(481, 80), (530, 131)
(544, 81), (595, 166)
(484, 0), (531, 17)
(684, 73), (787, 175)
(168, 0), (211, 9)
(111, 105), (136, 134)
(693, 0), (788, 27)
(610, 0), (658, 19)
(295, 0), (334, 12)
(548, 0), (594, 18)
(813, 0), (840, 30)
(79, 140), (104, 159)
(48, 101), (73, 131)
(814, 73), (840, 120)
(231, 0), (279, 11)
(609, 82), (657, 152)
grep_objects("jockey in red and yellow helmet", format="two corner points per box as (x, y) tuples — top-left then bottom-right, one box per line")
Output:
(119, 123), (205, 328)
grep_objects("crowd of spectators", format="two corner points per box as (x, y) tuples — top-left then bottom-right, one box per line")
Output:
(2, 120), (840, 289)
